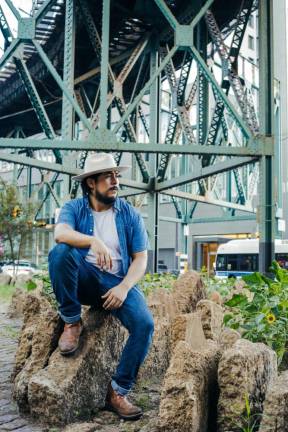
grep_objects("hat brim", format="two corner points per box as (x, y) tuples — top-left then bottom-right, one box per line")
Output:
(72, 165), (130, 181)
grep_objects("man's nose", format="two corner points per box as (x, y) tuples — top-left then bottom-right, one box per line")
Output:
(111, 173), (119, 184)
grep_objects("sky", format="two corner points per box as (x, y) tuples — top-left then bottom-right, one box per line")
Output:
(0, 0), (32, 52)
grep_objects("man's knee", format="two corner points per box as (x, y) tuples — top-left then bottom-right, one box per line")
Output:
(48, 243), (77, 268)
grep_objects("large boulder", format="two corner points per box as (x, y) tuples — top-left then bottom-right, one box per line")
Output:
(12, 291), (127, 426)
(217, 339), (277, 432)
(12, 292), (62, 410)
(158, 340), (221, 432)
(259, 371), (288, 432)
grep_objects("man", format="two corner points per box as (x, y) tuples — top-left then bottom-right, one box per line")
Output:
(48, 153), (154, 421)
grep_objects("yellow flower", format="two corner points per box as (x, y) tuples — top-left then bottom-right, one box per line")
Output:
(266, 313), (276, 324)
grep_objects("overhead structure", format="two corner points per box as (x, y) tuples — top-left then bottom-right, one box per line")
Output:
(0, 0), (275, 272)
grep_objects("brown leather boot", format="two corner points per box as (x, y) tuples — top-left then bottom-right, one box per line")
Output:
(105, 382), (143, 420)
(58, 319), (83, 355)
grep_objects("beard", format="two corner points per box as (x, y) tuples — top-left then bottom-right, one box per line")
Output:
(94, 188), (118, 205)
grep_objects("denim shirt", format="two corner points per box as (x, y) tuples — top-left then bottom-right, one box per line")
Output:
(57, 196), (149, 276)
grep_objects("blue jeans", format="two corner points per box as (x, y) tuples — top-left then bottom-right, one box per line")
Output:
(48, 243), (154, 396)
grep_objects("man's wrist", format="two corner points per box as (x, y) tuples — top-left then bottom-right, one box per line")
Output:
(120, 281), (131, 292)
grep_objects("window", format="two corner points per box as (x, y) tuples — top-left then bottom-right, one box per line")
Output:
(216, 255), (226, 271)
(226, 255), (238, 271)
(248, 35), (254, 50)
(249, 15), (254, 28)
(238, 254), (258, 272)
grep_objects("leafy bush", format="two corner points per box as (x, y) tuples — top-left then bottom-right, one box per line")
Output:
(200, 267), (235, 298)
(224, 261), (288, 364)
(138, 272), (177, 297)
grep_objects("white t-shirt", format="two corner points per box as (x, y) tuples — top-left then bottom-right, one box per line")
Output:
(85, 207), (123, 276)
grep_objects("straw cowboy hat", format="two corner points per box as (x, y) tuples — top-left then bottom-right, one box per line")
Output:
(72, 153), (130, 181)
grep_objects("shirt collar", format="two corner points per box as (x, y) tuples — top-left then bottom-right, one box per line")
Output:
(83, 195), (121, 212)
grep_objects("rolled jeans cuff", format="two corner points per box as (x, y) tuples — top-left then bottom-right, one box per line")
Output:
(111, 379), (129, 396)
(59, 311), (81, 324)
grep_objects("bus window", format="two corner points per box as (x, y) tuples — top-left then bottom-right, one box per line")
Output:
(238, 254), (258, 272)
(276, 254), (288, 269)
(226, 255), (238, 271)
(216, 255), (226, 270)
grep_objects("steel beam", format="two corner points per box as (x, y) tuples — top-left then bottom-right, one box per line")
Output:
(162, 190), (255, 213)
(0, 138), (272, 156)
(155, 157), (258, 191)
(258, 0), (275, 273)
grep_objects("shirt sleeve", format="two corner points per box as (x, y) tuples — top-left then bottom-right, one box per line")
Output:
(131, 210), (149, 254)
(57, 201), (76, 230)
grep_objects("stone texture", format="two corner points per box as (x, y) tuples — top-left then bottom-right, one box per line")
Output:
(218, 327), (241, 351)
(217, 339), (277, 432)
(140, 272), (206, 381)
(62, 422), (100, 432)
(171, 311), (207, 351)
(139, 316), (171, 380)
(196, 299), (223, 341)
(158, 340), (221, 432)
(12, 292), (61, 411)
(0, 273), (12, 286)
(171, 271), (206, 314)
(26, 308), (127, 426)
(7, 288), (28, 319)
(259, 371), (288, 432)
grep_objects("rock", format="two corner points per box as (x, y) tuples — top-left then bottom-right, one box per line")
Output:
(26, 308), (127, 426)
(62, 422), (100, 432)
(219, 328), (241, 351)
(196, 299), (223, 341)
(172, 271), (206, 314)
(217, 339), (277, 432)
(12, 274), (34, 289)
(140, 273), (206, 381)
(209, 290), (223, 305)
(12, 292), (61, 411)
(12, 290), (128, 426)
(158, 340), (221, 432)
(8, 288), (28, 318)
(259, 371), (288, 432)
(139, 316), (171, 379)
(171, 312), (207, 351)
(0, 272), (12, 285)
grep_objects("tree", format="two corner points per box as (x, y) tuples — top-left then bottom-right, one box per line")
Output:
(0, 177), (36, 269)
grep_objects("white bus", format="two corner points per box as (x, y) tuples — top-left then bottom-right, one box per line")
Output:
(215, 239), (288, 278)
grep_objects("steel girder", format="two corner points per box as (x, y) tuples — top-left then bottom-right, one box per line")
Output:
(0, 0), (275, 270)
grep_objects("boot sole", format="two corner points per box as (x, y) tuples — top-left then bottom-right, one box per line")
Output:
(59, 326), (84, 356)
(104, 403), (143, 421)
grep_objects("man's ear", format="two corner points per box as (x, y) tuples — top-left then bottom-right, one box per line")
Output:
(86, 177), (94, 189)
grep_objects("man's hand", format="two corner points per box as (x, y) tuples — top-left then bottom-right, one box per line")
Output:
(90, 238), (113, 270)
(101, 283), (129, 310)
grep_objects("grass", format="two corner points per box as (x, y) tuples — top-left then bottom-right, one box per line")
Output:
(0, 283), (16, 305)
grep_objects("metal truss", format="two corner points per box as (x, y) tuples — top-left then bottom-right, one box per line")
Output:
(0, 0), (275, 272)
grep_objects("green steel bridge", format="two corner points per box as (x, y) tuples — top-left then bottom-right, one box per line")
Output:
(0, 0), (275, 272)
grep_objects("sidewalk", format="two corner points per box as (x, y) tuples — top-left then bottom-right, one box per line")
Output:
(0, 308), (43, 432)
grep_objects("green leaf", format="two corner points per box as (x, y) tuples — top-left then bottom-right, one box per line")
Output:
(225, 294), (248, 307)
(223, 314), (233, 325)
(26, 280), (37, 291)
(242, 272), (263, 286)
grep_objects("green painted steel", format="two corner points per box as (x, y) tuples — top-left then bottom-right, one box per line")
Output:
(258, 0), (275, 273)
(0, 0), (276, 266)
